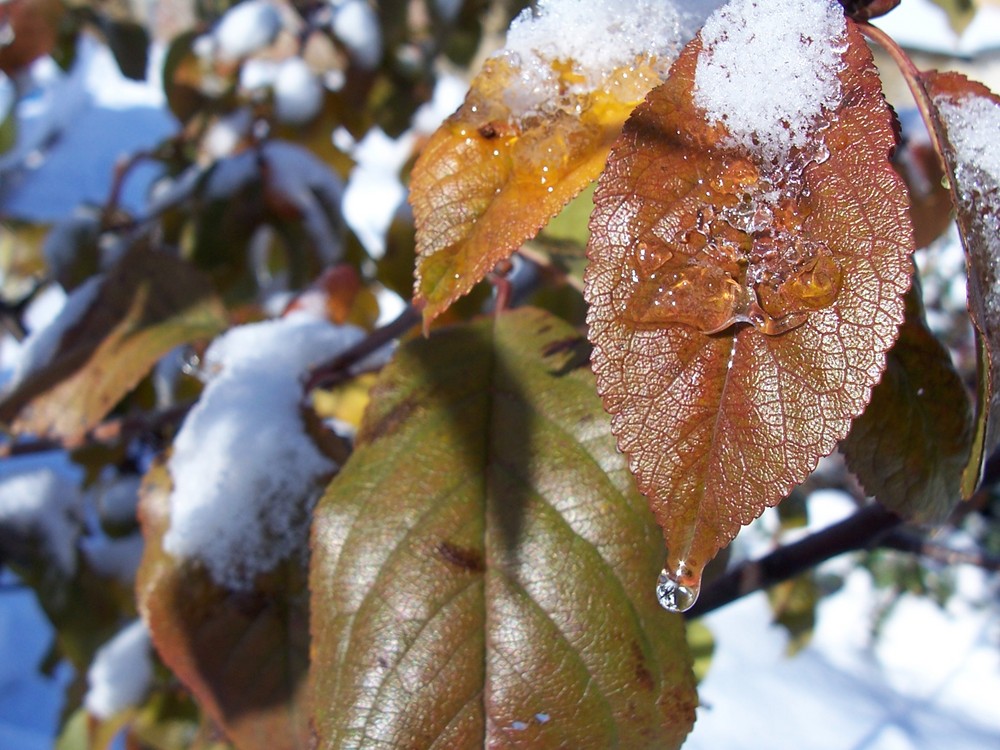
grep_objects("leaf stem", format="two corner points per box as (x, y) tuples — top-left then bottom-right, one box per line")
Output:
(859, 21), (948, 165)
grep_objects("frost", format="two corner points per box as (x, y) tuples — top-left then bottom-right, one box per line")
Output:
(6, 276), (102, 390)
(693, 0), (847, 165)
(163, 316), (366, 590)
(214, 0), (282, 61)
(0, 465), (81, 575)
(934, 95), (1000, 189)
(497, 0), (691, 117)
(84, 620), (152, 719)
(274, 57), (324, 125)
(934, 93), (1000, 316)
(331, 0), (382, 70)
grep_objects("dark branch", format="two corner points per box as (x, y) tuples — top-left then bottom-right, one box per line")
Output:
(686, 504), (903, 618)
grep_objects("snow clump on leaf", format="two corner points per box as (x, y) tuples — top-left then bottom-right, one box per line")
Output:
(693, 0), (847, 165)
(498, 0), (692, 117)
(163, 315), (366, 590)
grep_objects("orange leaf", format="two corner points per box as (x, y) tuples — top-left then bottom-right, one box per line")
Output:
(410, 55), (665, 330)
(920, 71), (1000, 496)
(585, 18), (913, 608)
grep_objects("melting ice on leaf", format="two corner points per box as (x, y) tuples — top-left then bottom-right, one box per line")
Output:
(585, 0), (914, 610)
(921, 71), (1000, 496)
(410, 0), (698, 329)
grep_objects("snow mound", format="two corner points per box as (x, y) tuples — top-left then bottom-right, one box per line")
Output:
(694, 0), (847, 165)
(497, 0), (691, 117)
(163, 316), (365, 590)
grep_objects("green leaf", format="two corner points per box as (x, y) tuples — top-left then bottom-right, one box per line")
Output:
(0, 100), (16, 156)
(841, 279), (973, 522)
(928, 0), (977, 34)
(309, 307), (696, 750)
(0, 242), (228, 440)
(136, 461), (311, 750)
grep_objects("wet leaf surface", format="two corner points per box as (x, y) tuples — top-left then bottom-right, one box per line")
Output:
(136, 461), (311, 750)
(842, 282), (973, 522)
(585, 21), (912, 597)
(0, 243), (227, 440)
(309, 307), (696, 749)
(921, 71), (1000, 496)
(410, 55), (664, 329)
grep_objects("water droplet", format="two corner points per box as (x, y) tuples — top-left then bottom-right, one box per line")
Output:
(511, 721), (528, 731)
(535, 713), (551, 724)
(655, 563), (700, 613)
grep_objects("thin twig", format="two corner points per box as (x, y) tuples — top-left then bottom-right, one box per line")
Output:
(686, 504), (903, 618)
(307, 305), (421, 390)
(880, 528), (1000, 572)
(0, 400), (195, 459)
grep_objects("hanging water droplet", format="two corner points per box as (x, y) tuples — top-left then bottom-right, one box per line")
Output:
(655, 564), (700, 613)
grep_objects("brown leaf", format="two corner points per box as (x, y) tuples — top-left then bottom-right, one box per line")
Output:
(842, 280), (973, 522)
(920, 71), (1000, 496)
(585, 21), (913, 604)
(0, 243), (227, 440)
(0, 0), (63, 75)
(136, 461), (311, 750)
(410, 54), (664, 330)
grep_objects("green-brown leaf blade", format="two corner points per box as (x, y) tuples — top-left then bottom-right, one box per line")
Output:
(0, 243), (227, 440)
(309, 308), (696, 749)
(842, 281), (973, 522)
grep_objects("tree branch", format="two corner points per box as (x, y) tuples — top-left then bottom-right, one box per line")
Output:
(686, 504), (903, 618)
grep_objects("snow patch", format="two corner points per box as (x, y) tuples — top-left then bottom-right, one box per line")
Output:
(274, 57), (324, 124)
(0, 466), (81, 575)
(331, 0), (383, 70)
(84, 620), (153, 719)
(693, 0), (846, 165)
(497, 0), (690, 117)
(163, 316), (365, 590)
(934, 94), (1000, 188)
(5, 276), (102, 391)
(214, 0), (283, 61)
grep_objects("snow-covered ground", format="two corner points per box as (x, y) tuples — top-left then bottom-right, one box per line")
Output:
(1, 1), (999, 748)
